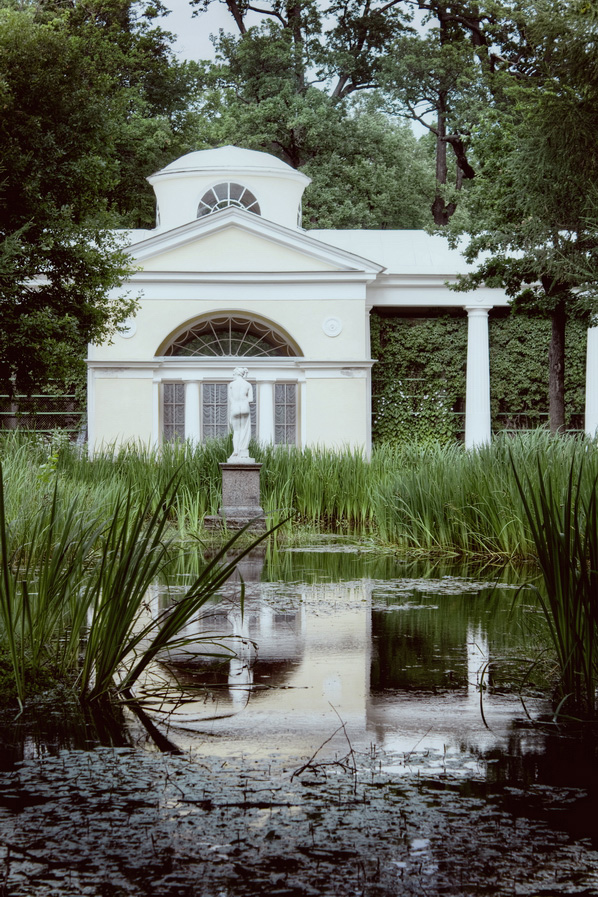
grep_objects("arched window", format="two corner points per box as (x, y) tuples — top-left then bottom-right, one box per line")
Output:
(163, 315), (299, 358)
(197, 183), (260, 218)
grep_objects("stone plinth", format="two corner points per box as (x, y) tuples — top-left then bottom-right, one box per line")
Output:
(207, 462), (266, 531)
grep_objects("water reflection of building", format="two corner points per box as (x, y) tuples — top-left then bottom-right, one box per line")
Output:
(140, 565), (541, 758)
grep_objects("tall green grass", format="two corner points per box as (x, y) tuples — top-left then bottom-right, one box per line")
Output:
(0, 452), (272, 707)
(1, 429), (597, 559)
(512, 450), (598, 716)
(1, 431), (597, 713)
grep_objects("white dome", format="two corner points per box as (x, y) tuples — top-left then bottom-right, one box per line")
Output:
(156, 145), (303, 179)
(147, 145), (310, 231)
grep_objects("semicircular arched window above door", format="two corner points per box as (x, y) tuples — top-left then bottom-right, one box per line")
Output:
(163, 315), (300, 358)
(197, 183), (261, 218)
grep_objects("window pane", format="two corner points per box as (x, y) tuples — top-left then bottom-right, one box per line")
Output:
(165, 316), (298, 358)
(202, 382), (257, 441)
(196, 183), (261, 218)
(274, 383), (297, 445)
(202, 383), (228, 439)
(163, 383), (185, 441)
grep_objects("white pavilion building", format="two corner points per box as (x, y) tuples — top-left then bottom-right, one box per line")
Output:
(87, 145), (598, 452)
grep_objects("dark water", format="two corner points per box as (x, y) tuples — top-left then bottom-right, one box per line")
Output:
(0, 548), (576, 770)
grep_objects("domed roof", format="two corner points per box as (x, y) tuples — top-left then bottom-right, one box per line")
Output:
(147, 144), (310, 230)
(152, 145), (306, 181)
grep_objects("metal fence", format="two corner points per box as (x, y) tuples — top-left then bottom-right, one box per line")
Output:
(0, 392), (585, 441)
(372, 379), (585, 439)
(0, 395), (85, 437)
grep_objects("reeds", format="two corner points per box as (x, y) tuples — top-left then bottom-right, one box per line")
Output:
(1, 430), (598, 558)
(0, 456), (271, 707)
(1, 430), (597, 711)
(511, 449), (598, 716)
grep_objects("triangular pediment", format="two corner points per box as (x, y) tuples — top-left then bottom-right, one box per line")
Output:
(127, 208), (384, 275)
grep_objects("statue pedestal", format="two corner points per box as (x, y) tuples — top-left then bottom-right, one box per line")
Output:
(206, 463), (266, 531)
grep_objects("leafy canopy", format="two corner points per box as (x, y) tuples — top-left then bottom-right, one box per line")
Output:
(0, 0), (201, 393)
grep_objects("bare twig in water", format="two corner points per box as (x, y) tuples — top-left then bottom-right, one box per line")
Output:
(291, 703), (357, 782)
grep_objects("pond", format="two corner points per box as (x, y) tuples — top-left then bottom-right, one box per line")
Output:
(1, 545), (597, 896)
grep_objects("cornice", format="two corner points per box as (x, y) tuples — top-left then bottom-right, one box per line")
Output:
(126, 207), (384, 275)
(87, 358), (375, 370)
(128, 270), (379, 286)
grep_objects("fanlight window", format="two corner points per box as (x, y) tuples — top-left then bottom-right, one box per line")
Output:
(197, 183), (260, 218)
(164, 315), (299, 358)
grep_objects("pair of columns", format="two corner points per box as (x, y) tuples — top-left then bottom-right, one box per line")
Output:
(183, 380), (277, 444)
(465, 307), (598, 448)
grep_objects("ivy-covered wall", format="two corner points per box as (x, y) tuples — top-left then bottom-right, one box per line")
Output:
(488, 311), (586, 431)
(370, 311), (587, 444)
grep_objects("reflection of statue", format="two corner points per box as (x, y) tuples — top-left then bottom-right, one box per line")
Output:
(228, 367), (253, 462)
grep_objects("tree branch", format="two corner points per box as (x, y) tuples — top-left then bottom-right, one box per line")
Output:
(245, 4), (287, 25)
(442, 134), (475, 179)
(225, 0), (247, 34)
(402, 100), (438, 135)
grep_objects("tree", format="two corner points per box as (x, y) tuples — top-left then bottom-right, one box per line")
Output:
(191, 0), (412, 99)
(449, 0), (598, 431)
(193, 21), (435, 227)
(0, 0), (203, 395)
(378, 0), (534, 224)
(38, 0), (203, 228)
(190, 0), (527, 224)
(0, 6), (137, 395)
(379, 22), (484, 224)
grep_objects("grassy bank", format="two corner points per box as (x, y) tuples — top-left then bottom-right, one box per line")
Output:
(2, 430), (597, 558)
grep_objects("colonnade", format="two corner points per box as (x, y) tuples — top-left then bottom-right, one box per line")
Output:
(160, 311), (598, 451)
(464, 307), (598, 448)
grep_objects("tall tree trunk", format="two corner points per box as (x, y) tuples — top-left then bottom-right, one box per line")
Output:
(548, 302), (566, 433)
(432, 95), (454, 225)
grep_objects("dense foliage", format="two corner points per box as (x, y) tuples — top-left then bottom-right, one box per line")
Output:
(0, 0), (200, 396)
(194, 21), (435, 228)
(370, 312), (587, 443)
(448, 0), (598, 430)
(371, 315), (467, 443)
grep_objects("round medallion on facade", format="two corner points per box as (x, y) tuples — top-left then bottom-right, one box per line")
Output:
(322, 317), (343, 337)
(118, 319), (137, 339)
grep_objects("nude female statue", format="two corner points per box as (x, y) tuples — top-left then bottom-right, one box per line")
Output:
(227, 366), (253, 461)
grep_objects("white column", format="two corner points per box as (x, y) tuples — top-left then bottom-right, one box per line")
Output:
(300, 380), (307, 448)
(585, 326), (598, 437)
(258, 381), (274, 445)
(152, 380), (160, 448)
(86, 366), (95, 457)
(465, 306), (492, 449)
(365, 304), (373, 459)
(184, 380), (201, 444)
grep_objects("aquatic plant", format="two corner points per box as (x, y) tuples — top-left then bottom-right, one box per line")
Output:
(0, 429), (597, 559)
(376, 432), (598, 557)
(79, 487), (272, 702)
(0, 459), (273, 707)
(511, 450), (598, 716)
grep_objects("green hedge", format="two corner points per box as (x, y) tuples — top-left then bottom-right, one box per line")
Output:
(371, 311), (587, 444)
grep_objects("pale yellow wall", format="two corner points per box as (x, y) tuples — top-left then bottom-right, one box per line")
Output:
(95, 298), (369, 361)
(141, 228), (339, 272)
(93, 378), (154, 446)
(305, 378), (368, 449)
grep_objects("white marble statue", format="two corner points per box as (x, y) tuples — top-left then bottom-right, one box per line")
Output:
(227, 366), (254, 462)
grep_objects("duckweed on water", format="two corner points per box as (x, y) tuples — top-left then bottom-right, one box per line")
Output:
(0, 744), (597, 896)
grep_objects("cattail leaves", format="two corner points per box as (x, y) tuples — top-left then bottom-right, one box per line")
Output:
(511, 449), (598, 717)
(0, 459), (274, 707)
